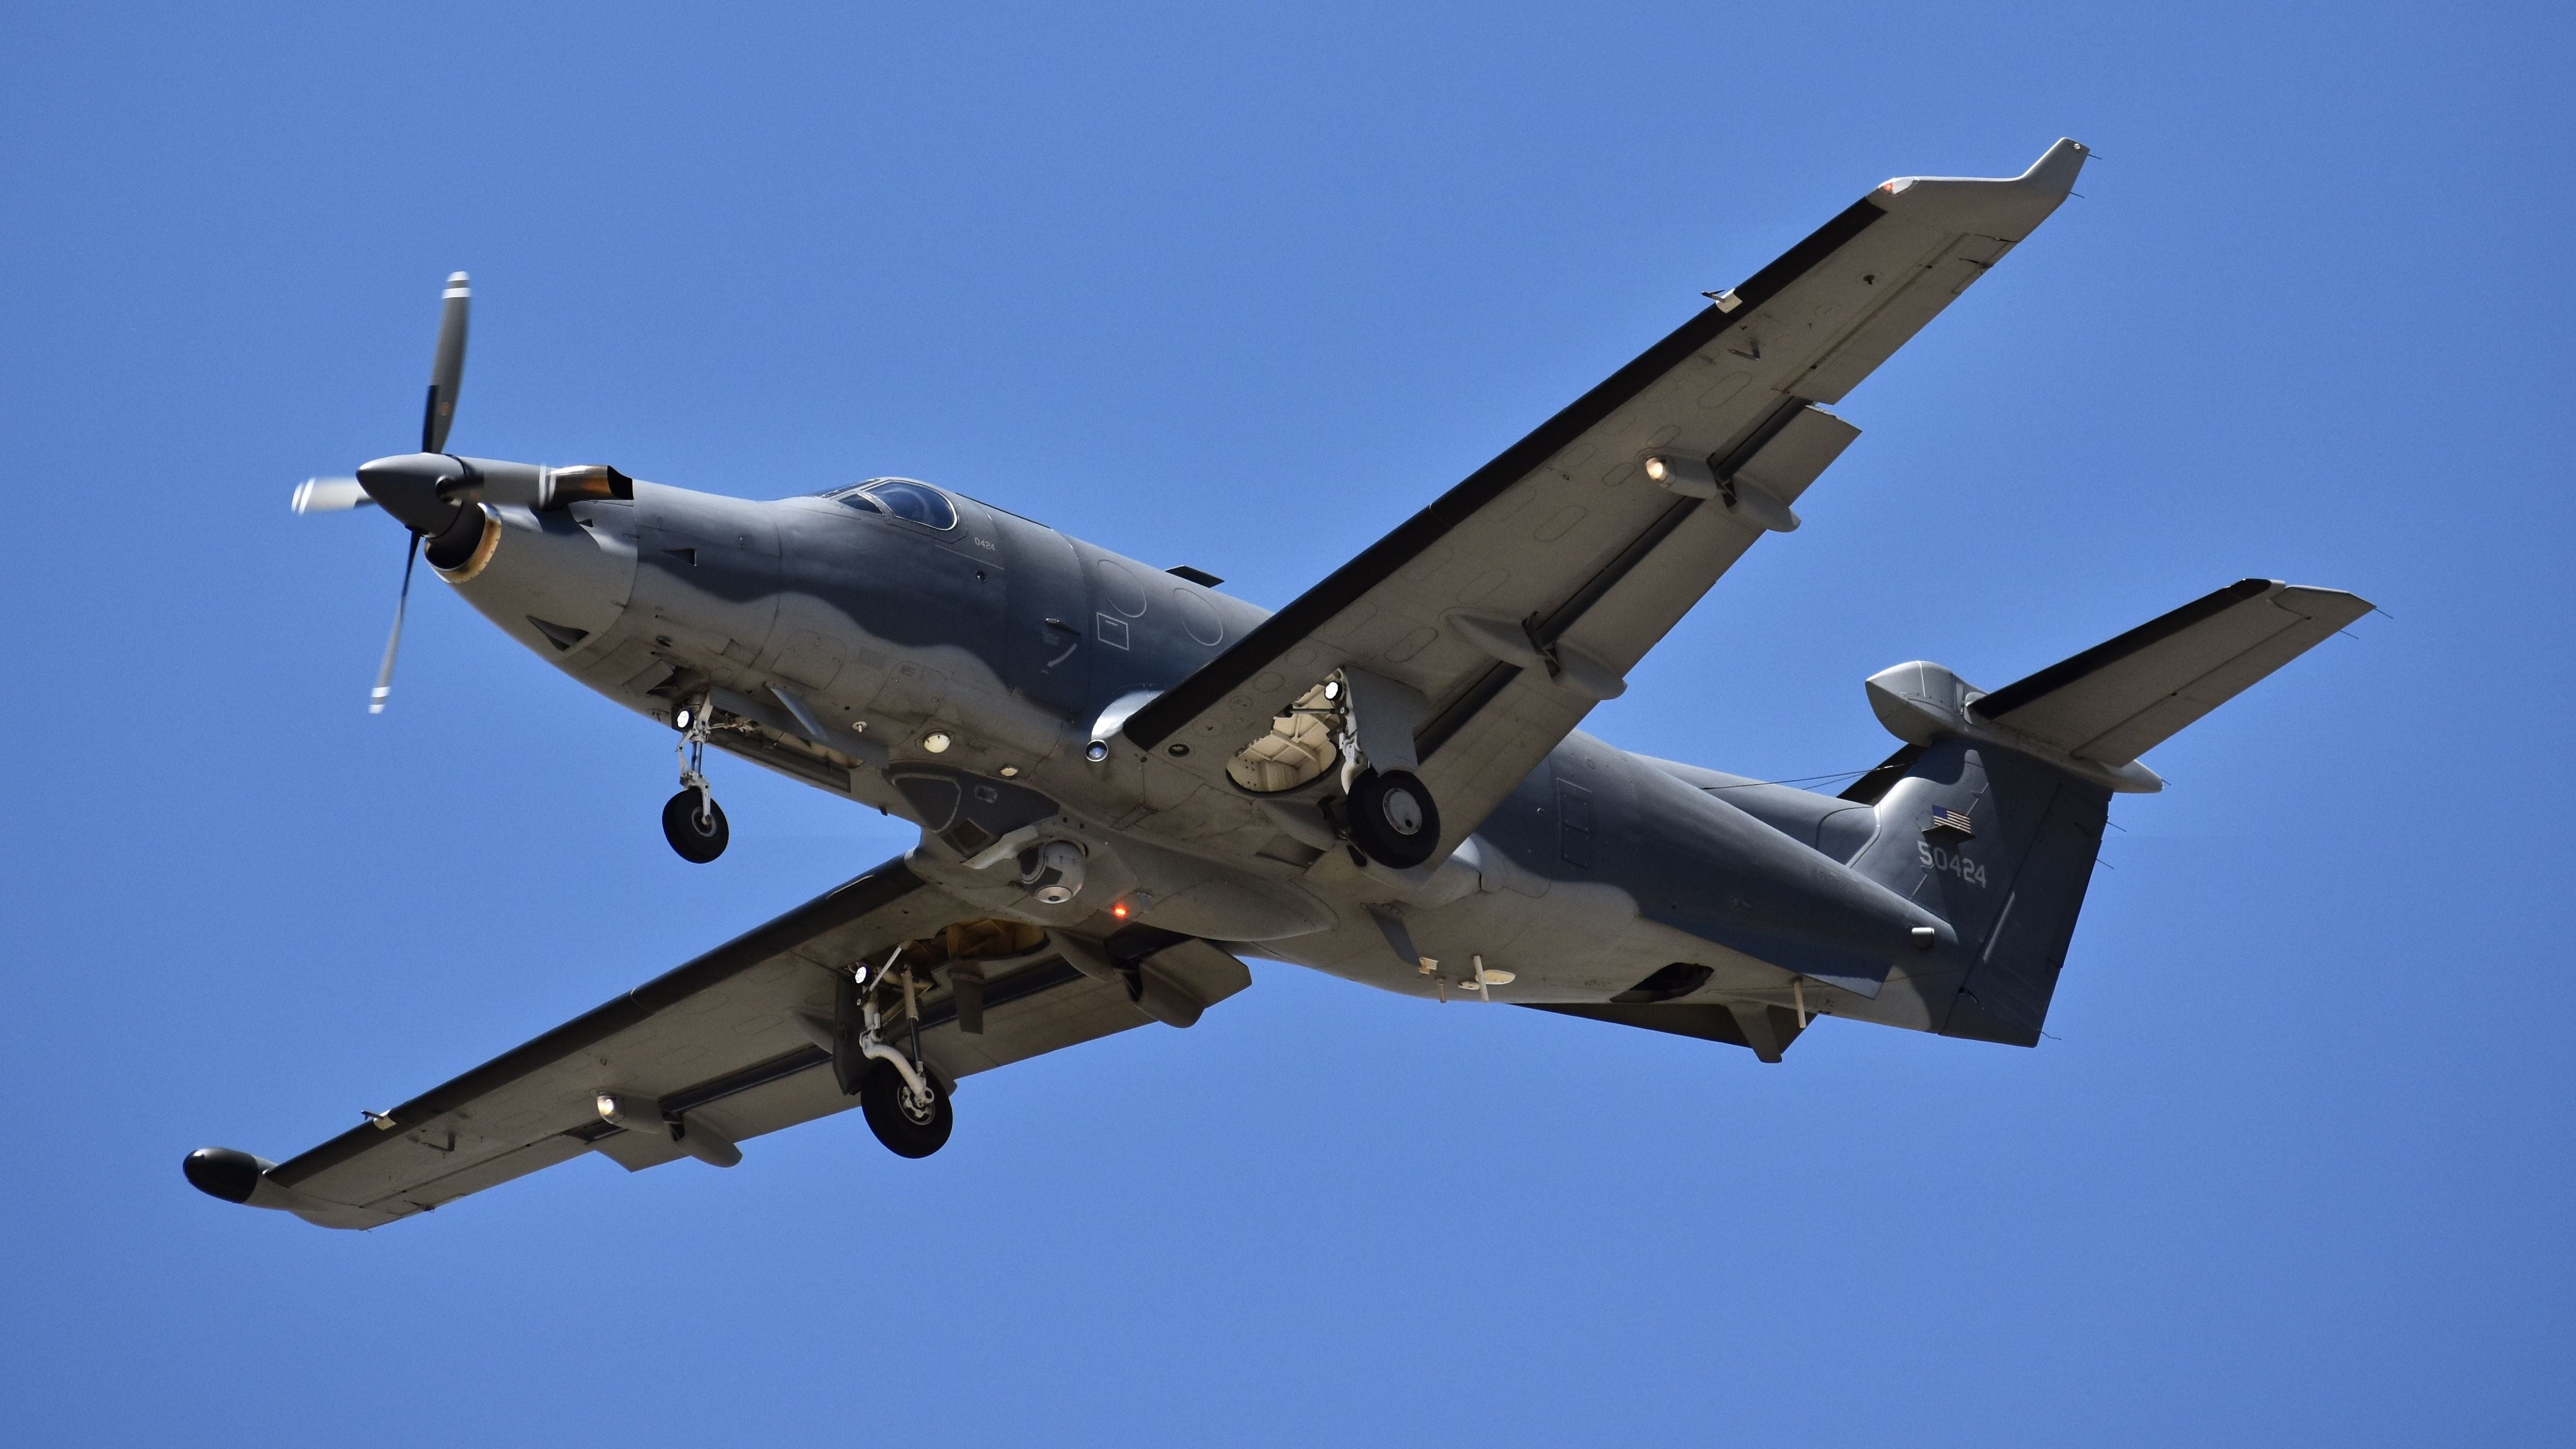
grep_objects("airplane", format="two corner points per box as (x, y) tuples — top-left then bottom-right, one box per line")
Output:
(188, 138), (2369, 1229)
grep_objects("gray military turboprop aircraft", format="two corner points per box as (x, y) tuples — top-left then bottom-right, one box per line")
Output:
(190, 138), (2367, 1228)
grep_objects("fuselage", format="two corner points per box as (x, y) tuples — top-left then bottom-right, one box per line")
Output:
(431, 468), (1955, 1037)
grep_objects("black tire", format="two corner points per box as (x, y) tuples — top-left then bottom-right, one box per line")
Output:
(661, 789), (730, 863)
(859, 1057), (953, 1158)
(1345, 768), (1440, 868)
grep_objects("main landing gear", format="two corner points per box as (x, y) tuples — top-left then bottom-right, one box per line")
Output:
(1345, 767), (1440, 868)
(859, 1056), (952, 1158)
(838, 955), (953, 1158)
(662, 699), (729, 863)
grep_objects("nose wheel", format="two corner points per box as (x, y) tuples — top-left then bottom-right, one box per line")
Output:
(662, 787), (730, 862)
(662, 700), (730, 863)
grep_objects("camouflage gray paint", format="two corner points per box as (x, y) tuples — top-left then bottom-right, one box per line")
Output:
(419, 472), (2134, 1054)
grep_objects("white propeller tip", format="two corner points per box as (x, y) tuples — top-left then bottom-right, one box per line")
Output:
(291, 477), (373, 514)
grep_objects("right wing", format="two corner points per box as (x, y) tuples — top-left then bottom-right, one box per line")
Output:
(1118, 140), (2092, 863)
(185, 858), (1249, 1228)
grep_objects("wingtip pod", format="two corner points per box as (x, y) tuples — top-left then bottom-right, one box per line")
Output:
(182, 1146), (396, 1230)
(182, 1146), (269, 1203)
(1872, 137), (2090, 239)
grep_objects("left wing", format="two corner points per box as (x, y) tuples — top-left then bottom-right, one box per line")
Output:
(184, 858), (1249, 1228)
(1119, 139), (2089, 862)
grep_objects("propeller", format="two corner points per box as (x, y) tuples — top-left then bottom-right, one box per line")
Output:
(372, 536), (420, 715)
(289, 476), (372, 514)
(422, 272), (469, 454)
(291, 271), (473, 713)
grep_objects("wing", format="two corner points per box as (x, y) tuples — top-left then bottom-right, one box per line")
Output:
(1119, 139), (2090, 862)
(184, 858), (1250, 1228)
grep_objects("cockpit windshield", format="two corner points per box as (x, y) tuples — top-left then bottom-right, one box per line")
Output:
(829, 477), (956, 530)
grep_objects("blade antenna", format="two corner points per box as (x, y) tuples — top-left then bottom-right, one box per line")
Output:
(370, 534), (420, 715)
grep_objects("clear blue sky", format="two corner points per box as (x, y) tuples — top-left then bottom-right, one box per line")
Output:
(4, 3), (2568, 1444)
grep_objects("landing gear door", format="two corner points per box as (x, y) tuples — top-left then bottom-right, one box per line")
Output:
(1335, 667), (1428, 783)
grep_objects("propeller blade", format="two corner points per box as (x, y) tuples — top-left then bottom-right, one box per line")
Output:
(289, 476), (376, 514)
(419, 272), (470, 454)
(369, 534), (420, 715)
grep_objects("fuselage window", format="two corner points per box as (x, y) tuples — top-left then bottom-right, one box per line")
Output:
(859, 479), (956, 530)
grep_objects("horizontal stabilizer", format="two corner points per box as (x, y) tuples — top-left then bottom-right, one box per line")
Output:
(1970, 579), (2371, 766)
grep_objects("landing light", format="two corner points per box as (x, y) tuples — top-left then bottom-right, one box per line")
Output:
(923, 731), (953, 754)
(674, 708), (692, 730)
(1642, 454), (1717, 497)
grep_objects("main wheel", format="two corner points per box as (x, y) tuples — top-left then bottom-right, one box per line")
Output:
(661, 789), (730, 863)
(859, 1057), (953, 1158)
(1345, 768), (1440, 868)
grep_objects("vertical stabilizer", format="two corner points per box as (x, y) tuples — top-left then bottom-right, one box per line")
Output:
(1848, 740), (2110, 1045)
(1842, 578), (2367, 1045)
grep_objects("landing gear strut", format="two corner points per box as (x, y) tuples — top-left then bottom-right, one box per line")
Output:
(662, 700), (729, 863)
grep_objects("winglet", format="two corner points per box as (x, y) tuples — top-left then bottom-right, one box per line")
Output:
(1872, 137), (2090, 239)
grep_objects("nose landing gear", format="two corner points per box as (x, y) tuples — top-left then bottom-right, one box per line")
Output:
(662, 788), (729, 863)
(662, 700), (730, 863)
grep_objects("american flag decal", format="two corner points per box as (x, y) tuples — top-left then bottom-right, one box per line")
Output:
(1925, 807), (1974, 838)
